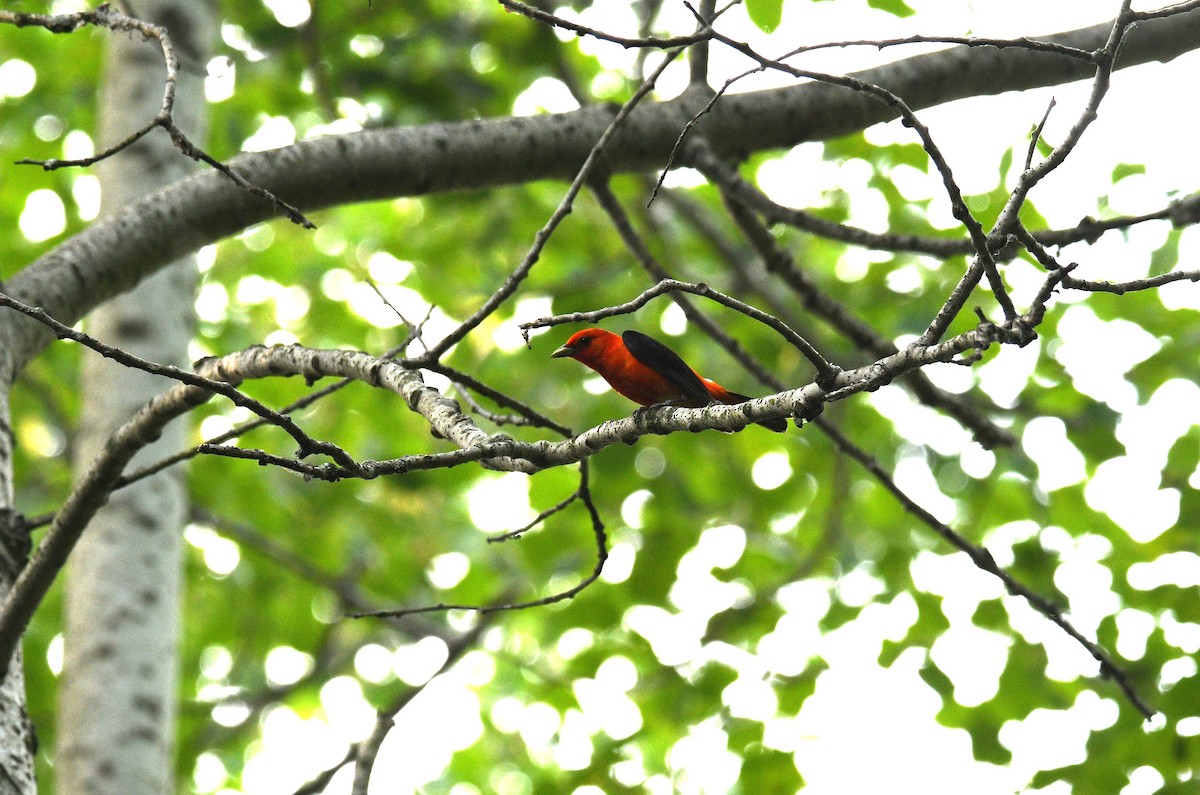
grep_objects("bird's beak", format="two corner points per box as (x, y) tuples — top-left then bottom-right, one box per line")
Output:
(550, 344), (576, 359)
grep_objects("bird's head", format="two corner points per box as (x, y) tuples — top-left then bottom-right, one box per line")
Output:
(550, 327), (620, 365)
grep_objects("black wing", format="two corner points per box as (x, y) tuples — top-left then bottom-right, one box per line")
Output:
(622, 330), (712, 405)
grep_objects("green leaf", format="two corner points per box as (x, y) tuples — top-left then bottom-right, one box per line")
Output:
(868, 0), (917, 17)
(1112, 162), (1146, 181)
(7, 2), (1200, 792)
(740, 744), (804, 790)
(745, 0), (784, 32)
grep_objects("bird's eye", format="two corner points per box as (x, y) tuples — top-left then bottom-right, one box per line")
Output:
(576, 336), (591, 347)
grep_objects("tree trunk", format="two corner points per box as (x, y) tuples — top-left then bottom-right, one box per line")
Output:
(0, 485), (35, 793)
(55, 3), (214, 793)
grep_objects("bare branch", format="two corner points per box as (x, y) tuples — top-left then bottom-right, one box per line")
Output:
(688, 25), (1016, 324)
(688, 149), (1018, 448)
(0, 290), (356, 467)
(1025, 97), (1057, 172)
(816, 417), (1155, 719)
(488, 493), (579, 543)
(1130, 0), (1200, 23)
(698, 162), (1200, 257)
(414, 47), (686, 363)
(1061, 269), (1200, 294)
(497, 0), (710, 49)
(352, 460), (608, 621)
(922, 2), (1140, 345)
(293, 616), (494, 795)
(426, 362), (573, 436)
(776, 33), (1098, 63)
(526, 277), (839, 383)
(0, 4), (314, 227)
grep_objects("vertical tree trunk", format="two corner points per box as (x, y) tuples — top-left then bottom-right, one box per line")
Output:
(56, 3), (215, 793)
(0, 407), (35, 793)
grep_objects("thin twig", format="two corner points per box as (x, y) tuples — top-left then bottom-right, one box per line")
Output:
(816, 416), (1155, 719)
(923, 1), (1139, 345)
(295, 617), (494, 795)
(775, 33), (1098, 63)
(523, 277), (839, 383)
(488, 493), (579, 543)
(0, 291), (357, 468)
(1025, 97), (1057, 172)
(352, 460), (608, 619)
(413, 46), (686, 363)
(681, 22), (1016, 324)
(497, 0), (710, 48)
(688, 148), (1017, 448)
(1, 4), (314, 227)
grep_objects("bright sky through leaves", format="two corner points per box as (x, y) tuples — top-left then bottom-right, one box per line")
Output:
(213, 1), (1198, 790)
(7, 0), (1197, 791)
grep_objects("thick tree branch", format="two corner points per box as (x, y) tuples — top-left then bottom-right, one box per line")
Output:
(0, 291), (355, 468)
(679, 18), (1017, 322)
(0, 294), (1050, 676)
(921, 2), (1138, 345)
(690, 147), (1018, 448)
(414, 46), (684, 362)
(3, 9), (1199, 380)
(0, 369), (212, 682)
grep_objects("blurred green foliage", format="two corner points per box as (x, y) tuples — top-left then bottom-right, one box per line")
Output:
(3, 1), (1198, 793)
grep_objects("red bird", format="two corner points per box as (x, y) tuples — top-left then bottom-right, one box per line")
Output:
(551, 328), (787, 432)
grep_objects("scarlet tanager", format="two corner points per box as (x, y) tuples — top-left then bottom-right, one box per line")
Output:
(551, 328), (788, 432)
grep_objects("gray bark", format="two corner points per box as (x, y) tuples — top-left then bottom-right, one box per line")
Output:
(2, 9), (1198, 379)
(55, 3), (214, 794)
(0, 502), (34, 795)
(0, 6), (1195, 791)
